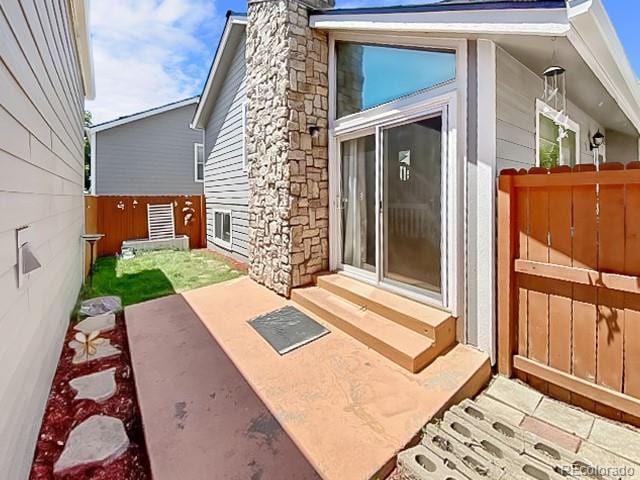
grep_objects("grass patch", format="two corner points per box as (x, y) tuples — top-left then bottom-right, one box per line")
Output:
(81, 249), (244, 306)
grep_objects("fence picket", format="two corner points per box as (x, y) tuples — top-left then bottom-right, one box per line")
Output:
(547, 171), (573, 401)
(625, 168), (640, 398)
(597, 164), (626, 393)
(528, 176), (550, 366)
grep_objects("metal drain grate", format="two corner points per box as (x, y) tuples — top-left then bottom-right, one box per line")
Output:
(249, 306), (330, 355)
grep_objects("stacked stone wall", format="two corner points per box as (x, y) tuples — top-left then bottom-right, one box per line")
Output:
(246, 0), (330, 296)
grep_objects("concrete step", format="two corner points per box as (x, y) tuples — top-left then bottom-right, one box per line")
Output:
(316, 274), (456, 346)
(292, 286), (442, 373)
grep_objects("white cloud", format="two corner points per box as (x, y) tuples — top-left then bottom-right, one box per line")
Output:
(86, 0), (222, 124)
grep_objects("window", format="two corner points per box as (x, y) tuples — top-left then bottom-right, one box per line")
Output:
(536, 100), (579, 169)
(335, 41), (456, 118)
(213, 210), (232, 249)
(194, 143), (204, 182)
(242, 102), (248, 171)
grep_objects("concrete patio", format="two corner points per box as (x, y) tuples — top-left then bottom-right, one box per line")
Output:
(126, 277), (490, 479)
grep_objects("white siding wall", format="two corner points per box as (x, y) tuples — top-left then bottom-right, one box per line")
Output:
(496, 47), (603, 172)
(204, 35), (248, 262)
(0, 1), (85, 477)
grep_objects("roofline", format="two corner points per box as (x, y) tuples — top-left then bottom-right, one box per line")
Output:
(312, 1), (566, 16)
(309, 6), (571, 36)
(567, 0), (640, 132)
(68, 0), (95, 100)
(191, 13), (247, 129)
(89, 96), (199, 133)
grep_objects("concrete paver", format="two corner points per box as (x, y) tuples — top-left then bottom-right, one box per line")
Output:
(533, 397), (594, 439)
(475, 393), (526, 426)
(578, 441), (640, 479)
(520, 416), (581, 453)
(589, 418), (640, 464)
(484, 375), (543, 414)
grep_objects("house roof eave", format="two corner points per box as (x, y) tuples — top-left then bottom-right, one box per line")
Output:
(567, 0), (640, 133)
(89, 96), (199, 133)
(309, 5), (571, 36)
(69, 0), (95, 100)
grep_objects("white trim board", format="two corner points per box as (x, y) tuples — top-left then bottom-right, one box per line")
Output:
(89, 97), (199, 133)
(310, 8), (570, 36)
(69, 0), (95, 99)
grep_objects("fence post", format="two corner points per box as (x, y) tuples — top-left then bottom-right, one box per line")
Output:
(497, 172), (517, 375)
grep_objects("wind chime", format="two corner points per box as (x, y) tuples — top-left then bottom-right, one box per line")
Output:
(542, 38), (567, 114)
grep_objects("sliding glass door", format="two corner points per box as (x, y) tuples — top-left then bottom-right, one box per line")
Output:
(337, 112), (446, 302)
(382, 115), (443, 295)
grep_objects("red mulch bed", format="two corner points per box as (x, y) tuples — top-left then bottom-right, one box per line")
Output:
(30, 312), (150, 480)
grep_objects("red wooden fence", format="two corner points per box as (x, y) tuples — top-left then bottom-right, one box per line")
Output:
(85, 195), (206, 256)
(498, 162), (640, 425)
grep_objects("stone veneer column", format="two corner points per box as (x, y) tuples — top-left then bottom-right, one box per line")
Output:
(246, 0), (332, 296)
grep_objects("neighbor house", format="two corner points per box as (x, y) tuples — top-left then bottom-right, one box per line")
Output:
(88, 96), (203, 196)
(192, 0), (640, 410)
(86, 97), (206, 255)
(0, 0), (94, 477)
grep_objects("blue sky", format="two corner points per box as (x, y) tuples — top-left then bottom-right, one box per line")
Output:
(86, 0), (639, 123)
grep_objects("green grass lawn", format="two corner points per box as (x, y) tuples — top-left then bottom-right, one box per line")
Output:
(81, 249), (244, 306)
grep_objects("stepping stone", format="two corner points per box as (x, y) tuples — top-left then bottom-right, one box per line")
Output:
(75, 313), (116, 335)
(69, 368), (117, 402)
(69, 338), (121, 364)
(54, 415), (129, 473)
(79, 296), (122, 317)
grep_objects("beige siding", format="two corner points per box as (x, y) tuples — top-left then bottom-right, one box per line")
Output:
(0, 1), (85, 477)
(496, 47), (603, 172)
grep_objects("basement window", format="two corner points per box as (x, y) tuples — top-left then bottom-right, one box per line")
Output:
(213, 210), (232, 249)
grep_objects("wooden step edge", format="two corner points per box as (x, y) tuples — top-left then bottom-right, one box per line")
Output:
(316, 275), (457, 344)
(292, 289), (438, 374)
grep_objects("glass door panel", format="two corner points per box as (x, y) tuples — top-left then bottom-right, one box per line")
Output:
(382, 115), (443, 295)
(340, 134), (377, 272)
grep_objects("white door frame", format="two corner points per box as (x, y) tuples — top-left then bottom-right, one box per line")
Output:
(327, 32), (467, 315)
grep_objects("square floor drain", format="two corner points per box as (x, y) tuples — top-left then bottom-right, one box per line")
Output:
(248, 306), (330, 355)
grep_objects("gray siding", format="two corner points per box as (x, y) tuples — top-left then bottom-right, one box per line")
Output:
(0, 1), (85, 477)
(204, 34), (248, 261)
(496, 47), (603, 173)
(95, 103), (204, 195)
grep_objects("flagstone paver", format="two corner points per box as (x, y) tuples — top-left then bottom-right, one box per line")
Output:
(74, 313), (116, 335)
(53, 415), (129, 473)
(69, 339), (121, 364)
(69, 368), (117, 402)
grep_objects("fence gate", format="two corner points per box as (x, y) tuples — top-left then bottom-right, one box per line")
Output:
(498, 162), (640, 424)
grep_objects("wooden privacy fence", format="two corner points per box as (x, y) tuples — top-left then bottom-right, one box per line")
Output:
(84, 195), (206, 256)
(498, 162), (640, 422)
